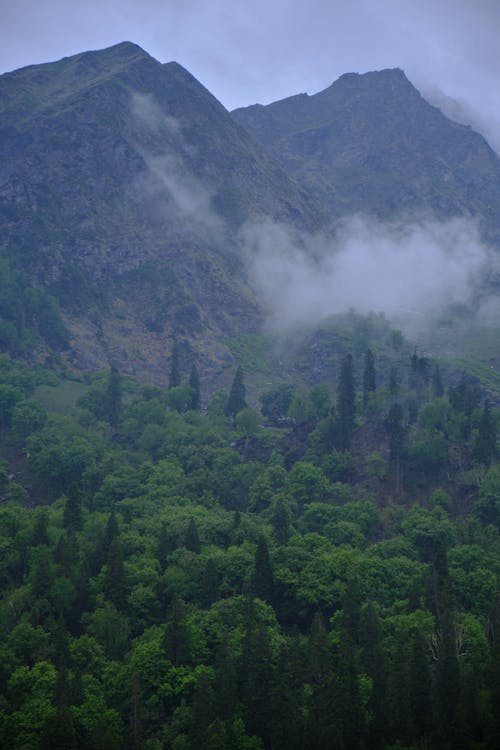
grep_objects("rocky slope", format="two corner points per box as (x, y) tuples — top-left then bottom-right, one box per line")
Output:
(3, 45), (500, 386)
(232, 68), (500, 244)
(0, 42), (322, 382)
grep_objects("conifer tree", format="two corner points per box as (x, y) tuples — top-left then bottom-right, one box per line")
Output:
(107, 364), (122, 429)
(163, 594), (190, 665)
(189, 363), (201, 410)
(224, 365), (247, 418)
(63, 483), (82, 531)
(254, 535), (274, 603)
(337, 353), (356, 450)
(473, 399), (496, 465)
(363, 348), (376, 408)
(389, 365), (399, 397)
(185, 517), (201, 554)
(432, 362), (444, 397)
(410, 628), (432, 743)
(104, 536), (125, 609)
(32, 509), (49, 546)
(271, 496), (290, 546)
(168, 340), (181, 389)
(386, 402), (407, 495)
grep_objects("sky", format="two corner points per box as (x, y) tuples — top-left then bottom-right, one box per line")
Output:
(1, 0), (500, 130)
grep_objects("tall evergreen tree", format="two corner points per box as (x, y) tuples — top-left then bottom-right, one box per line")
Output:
(224, 365), (247, 418)
(432, 362), (444, 397)
(104, 536), (126, 609)
(254, 535), (274, 603)
(185, 517), (201, 554)
(360, 603), (386, 749)
(163, 594), (190, 666)
(188, 363), (201, 410)
(337, 353), (356, 450)
(168, 340), (181, 389)
(107, 364), (122, 429)
(386, 402), (407, 495)
(410, 628), (433, 743)
(63, 483), (82, 531)
(362, 348), (376, 408)
(271, 496), (290, 546)
(473, 399), (496, 465)
(389, 365), (399, 397)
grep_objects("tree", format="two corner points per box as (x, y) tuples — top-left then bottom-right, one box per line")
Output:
(270, 496), (290, 546)
(236, 407), (260, 438)
(63, 483), (82, 531)
(188, 364), (201, 410)
(184, 518), (201, 554)
(254, 535), (274, 603)
(362, 349), (376, 408)
(169, 340), (181, 389)
(432, 363), (444, 398)
(106, 365), (122, 430)
(473, 400), (496, 466)
(224, 366), (247, 418)
(337, 353), (356, 450)
(260, 384), (294, 423)
(386, 402), (407, 495)
(104, 536), (126, 609)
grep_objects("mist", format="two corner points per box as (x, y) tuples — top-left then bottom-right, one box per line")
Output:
(130, 92), (223, 239)
(243, 215), (495, 334)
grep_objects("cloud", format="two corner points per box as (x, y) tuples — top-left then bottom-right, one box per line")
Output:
(129, 92), (223, 237)
(243, 215), (495, 333)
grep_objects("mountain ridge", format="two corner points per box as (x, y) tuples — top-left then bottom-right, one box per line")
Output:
(2, 43), (500, 387)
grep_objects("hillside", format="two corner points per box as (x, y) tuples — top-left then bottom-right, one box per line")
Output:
(0, 42), (322, 384)
(232, 68), (500, 245)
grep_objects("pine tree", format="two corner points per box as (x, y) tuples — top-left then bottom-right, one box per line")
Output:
(360, 603), (386, 749)
(473, 399), (496, 465)
(104, 510), (119, 553)
(271, 496), (290, 546)
(201, 557), (219, 607)
(224, 365), (247, 418)
(386, 402), (407, 495)
(254, 535), (274, 603)
(432, 363), (444, 397)
(163, 594), (190, 665)
(104, 536), (125, 609)
(63, 483), (82, 531)
(107, 364), (122, 429)
(363, 348), (376, 408)
(189, 363), (201, 410)
(337, 353), (356, 450)
(32, 509), (49, 546)
(410, 628), (433, 743)
(185, 517), (201, 554)
(389, 365), (399, 397)
(169, 340), (181, 389)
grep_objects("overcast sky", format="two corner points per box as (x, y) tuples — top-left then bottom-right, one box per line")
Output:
(1, 0), (499, 131)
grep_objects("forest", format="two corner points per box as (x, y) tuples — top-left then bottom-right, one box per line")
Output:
(0, 323), (499, 750)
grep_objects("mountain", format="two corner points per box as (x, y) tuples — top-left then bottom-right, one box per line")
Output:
(232, 68), (500, 244)
(0, 42), (322, 382)
(3, 46), (500, 388)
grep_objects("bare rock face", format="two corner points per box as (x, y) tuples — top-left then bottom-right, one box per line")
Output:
(233, 68), (500, 243)
(0, 42), (322, 382)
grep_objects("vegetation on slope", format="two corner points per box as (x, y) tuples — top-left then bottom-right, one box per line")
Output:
(0, 331), (498, 749)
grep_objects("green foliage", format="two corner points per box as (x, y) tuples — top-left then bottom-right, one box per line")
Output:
(224, 366), (247, 418)
(260, 384), (294, 423)
(0, 348), (498, 750)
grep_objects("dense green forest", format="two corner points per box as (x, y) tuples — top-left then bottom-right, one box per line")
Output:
(0, 328), (499, 750)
